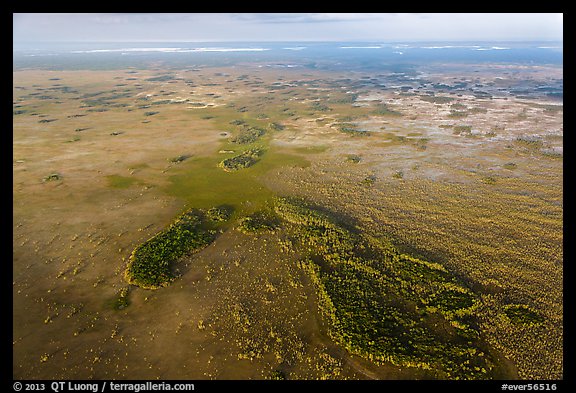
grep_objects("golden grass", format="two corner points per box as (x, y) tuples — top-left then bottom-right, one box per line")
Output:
(266, 168), (562, 379)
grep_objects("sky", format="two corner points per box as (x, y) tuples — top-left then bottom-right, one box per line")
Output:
(13, 13), (563, 45)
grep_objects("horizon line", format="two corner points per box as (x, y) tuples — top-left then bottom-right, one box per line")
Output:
(14, 39), (564, 44)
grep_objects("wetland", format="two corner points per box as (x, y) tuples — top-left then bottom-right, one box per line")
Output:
(13, 42), (562, 380)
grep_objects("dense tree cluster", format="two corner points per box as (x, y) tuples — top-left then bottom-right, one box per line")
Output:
(125, 209), (216, 289)
(274, 197), (494, 379)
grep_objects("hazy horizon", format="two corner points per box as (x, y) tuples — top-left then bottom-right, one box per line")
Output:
(14, 13), (563, 47)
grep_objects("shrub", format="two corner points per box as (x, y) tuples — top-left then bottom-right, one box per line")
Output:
(146, 75), (175, 82)
(231, 127), (266, 144)
(448, 110), (468, 118)
(428, 289), (475, 312)
(218, 149), (263, 172)
(113, 287), (130, 310)
(269, 370), (286, 380)
(237, 211), (279, 234)
(419, 95), (455, 104)
(515, 135), (543, 148)
(339, 124), (370, 136)
(481, 176), (497, 185)
(310, 101), (331, 112)
(362, 175), (376, 186)
(43, 173), (62, 182)
(453, 125), (472, 135)
(169, 154), (191, 163)
(346, 154), (361, 163)
(206, 206), (232, 222)
(372, 103), (402, 116)
(504, 305), (544, 326)
(268, 122), (285, 131)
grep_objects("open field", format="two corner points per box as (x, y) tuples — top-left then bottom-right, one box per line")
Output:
(13, 61), (562, 379)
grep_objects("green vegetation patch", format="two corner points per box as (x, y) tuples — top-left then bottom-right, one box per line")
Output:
(206, 206), (233, 222)
(338, 123), (370, 136)
(112, 287), (130, 310)
(428, 289), (475, 312)
(453, 125), (472, 135)
(43, 173), (62, 182)
(448, 111), (468, 118)
(310, 101), (331, 112)
(361, 175), (377, 186)
(268, 122), (285, 131)
(106, 174), (137, 189)
(218, 148), (263, 172)
(419, 95), (455, 104)
(515, 135), (544, 149)
(346, 154), (362, 163)
(151, 99), (173, 106)
(169, 154), (192, 163)
(125, 209), (216, 289)
(481, 176), (497, 185)
(372, 103), (402, 116)
(274, 197), (493, 379)
(541, 148), (562, 159)
(268, 370), (287, 380)
(329, 93), (358, 104)
(231, 127), (266, 144)
(165, 148), (307, 214)
(146, 74), (176, 82)
(290, 145), (329, 155)
(450, 103), (467, 110)
(236, 210), (279, 234)
(504, 304), (544, 326)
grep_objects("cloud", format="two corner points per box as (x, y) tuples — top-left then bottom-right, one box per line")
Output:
(13, 13), (562, 44)
(91, 14), (131, 25)
(230, 13), (379, 24)
(88, 13), (203, 25)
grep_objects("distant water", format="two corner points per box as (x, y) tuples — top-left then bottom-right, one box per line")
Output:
(13, 41), (563, 70)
